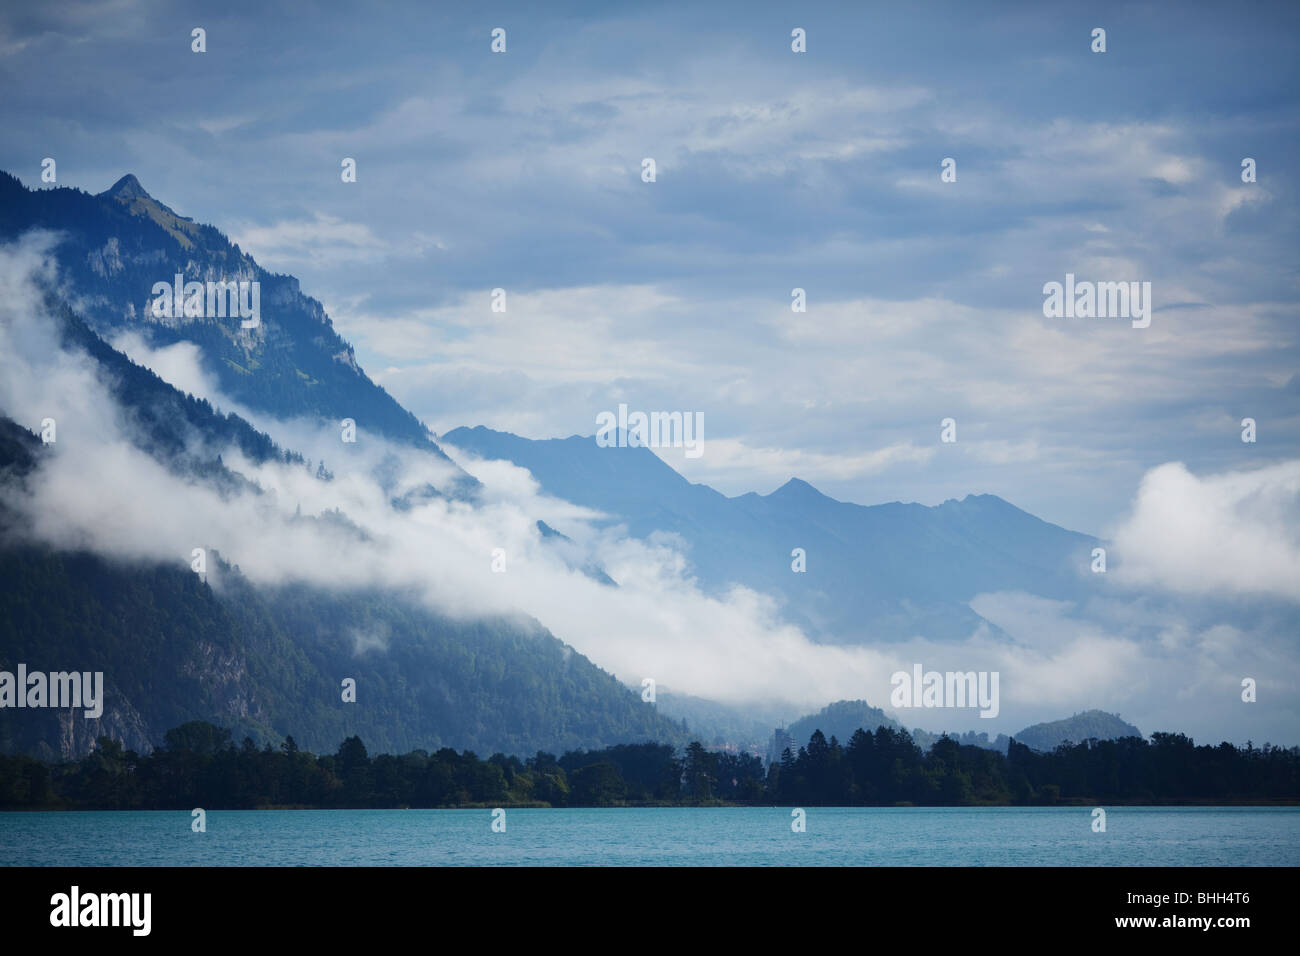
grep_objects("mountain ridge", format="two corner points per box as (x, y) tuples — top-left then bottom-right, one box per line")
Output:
(442, 424), (1101, 644)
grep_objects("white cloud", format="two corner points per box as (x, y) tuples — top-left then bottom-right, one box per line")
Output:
(229, 214), (392, 270)
(666, 436), (934, 487)
(109, 331), (218, 401)
(1109, 460), (1300, 600)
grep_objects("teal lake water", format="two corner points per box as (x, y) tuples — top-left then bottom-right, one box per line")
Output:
(2, 806), (1297, 866)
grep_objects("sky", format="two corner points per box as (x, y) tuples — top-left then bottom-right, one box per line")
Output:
(2, 0), (1298, 536)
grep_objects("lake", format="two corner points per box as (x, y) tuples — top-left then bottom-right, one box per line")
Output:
(2, 806), (1296, 866)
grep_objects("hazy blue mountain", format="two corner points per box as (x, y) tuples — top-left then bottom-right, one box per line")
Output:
(783, 698), (1010, 756)
(780, 699), (1140, 758)
(1011, 710), (1144, 752)
(786, 700), (902, 749)
(653, 690), (785, 752)
(442, 425), (1100, 643)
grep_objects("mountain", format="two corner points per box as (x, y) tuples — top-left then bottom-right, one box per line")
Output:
(1011, 710), (1144, 753)
(0, 539), (687, 761)
(0, 171), (469, 491)
(786, 700), (902, 749)
(779, 700), (1139, 759)
(653, 690), (785, 751)
(441, 425), (1101, 643)
(0, 299), (684, 758)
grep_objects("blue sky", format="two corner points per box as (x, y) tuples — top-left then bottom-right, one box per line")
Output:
(2, 0), (1297, 534)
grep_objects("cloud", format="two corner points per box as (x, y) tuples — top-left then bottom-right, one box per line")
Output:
(1109, 460), (1300, 600)
(664, 436), (935, 487)
(229, 214), (393, 271)
(966, 591), (1300, 745)
(108, 330), (218, 401)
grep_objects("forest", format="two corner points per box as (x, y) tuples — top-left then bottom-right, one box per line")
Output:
(1, 720), (1296, 810)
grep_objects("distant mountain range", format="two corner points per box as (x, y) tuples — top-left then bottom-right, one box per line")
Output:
(652, 693), (1145, 760)
(442, 425), (1101, 643)
(778, 700), (1142, 757)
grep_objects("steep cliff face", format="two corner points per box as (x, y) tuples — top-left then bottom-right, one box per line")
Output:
(182, 639), (262, 724)
(11, 636), (261, 762)
(0, 542), (266, 760)
(54, 695), (152, 761)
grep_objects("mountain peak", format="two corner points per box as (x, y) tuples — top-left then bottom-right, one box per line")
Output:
(100, 173), (152, 201)
(941, 492), (1016, 512)
(769, 477), (827, 501)
(96, 173), (205, 249)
